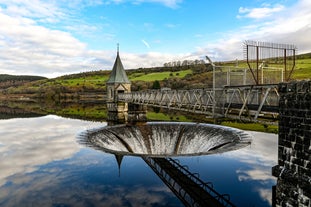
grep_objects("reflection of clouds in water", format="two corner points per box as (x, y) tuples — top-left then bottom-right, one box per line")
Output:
(257, 188), (274, 205)
(227, 131), (277, 165)
(124, 186), (169, 206)
(0, 115), (178, 206)
(0, 115), (104, 187)
(224, 131), (278, 205)
(0, 152), (177, 207)
(237, 168), (273, 183)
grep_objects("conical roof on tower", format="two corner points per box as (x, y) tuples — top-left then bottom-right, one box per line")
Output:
(107, 50), (130, 84)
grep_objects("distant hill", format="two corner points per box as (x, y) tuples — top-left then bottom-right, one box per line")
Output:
(0, 74), (47, 89)
(296, 52), (311, 59)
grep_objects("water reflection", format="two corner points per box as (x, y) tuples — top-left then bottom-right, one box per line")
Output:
(0, 115), (279, 207)
(0, 103), (45, 119)
(222, 131), (278, 206)
(0, 115), (103, 187)
(80, 122), (253, 206)
(1, 150), (182, 206)
(0, 115), (184, 207)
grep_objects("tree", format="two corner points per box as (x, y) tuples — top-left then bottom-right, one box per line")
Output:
(182, 60), (188, 66)
(152, 80), (161, 89)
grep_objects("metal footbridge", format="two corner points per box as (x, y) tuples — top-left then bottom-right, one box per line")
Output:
(118, 83), (279, 124)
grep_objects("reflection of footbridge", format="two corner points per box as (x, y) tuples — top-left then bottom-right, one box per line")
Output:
(144, 157), (236, 207)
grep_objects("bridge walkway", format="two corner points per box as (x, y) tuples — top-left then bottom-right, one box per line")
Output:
(118, 84), (279, 124)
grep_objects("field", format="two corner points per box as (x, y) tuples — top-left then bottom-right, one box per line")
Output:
(215, 55), (311, 81)
(129, 69), (192, 81)
(147, 111), (191, 122)
(293, 58), (311, 79)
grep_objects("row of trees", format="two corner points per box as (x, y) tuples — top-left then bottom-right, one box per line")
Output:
(163, 59), (206, 67)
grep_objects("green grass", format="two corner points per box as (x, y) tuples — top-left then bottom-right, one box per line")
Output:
(58, 75), (108, 86)
(147, 111), (191, 122)
(147, 111), (278, 133)
(130, 69), (192, 81)
(37, 75), (108, 91)
(293, 59), (311, 80)
(216, 57), (311, 80)
(221, 121), (278, 133)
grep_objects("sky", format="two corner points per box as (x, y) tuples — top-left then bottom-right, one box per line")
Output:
(0, 0), (310, 78)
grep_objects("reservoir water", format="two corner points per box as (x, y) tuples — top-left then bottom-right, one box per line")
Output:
(0, 115), (277, 206)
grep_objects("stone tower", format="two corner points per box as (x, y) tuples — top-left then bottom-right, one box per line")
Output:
(106, 48), (131, 113)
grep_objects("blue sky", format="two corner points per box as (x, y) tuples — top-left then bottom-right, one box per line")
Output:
(0, 0), (310, 77)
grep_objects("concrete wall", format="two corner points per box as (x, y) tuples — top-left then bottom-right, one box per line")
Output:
(273, 80), (311, 207)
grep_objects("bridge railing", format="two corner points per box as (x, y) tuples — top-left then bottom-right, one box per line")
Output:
(216, 84), (279, 123)
(118, 89), (216, 116)
(118, 84), (280, 124)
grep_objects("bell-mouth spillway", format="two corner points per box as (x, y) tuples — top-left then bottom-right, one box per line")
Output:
(80, 122), (252, 157)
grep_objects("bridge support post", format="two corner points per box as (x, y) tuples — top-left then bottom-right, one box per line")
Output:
(272, 80), (311, 206)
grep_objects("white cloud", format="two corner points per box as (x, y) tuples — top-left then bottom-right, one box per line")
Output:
(0, 0), (310, 78)
(121, 51), (194, 68)
(0, 0), (67, 23)
(94, 0), (182, 8)
(164, 23), (180, 28)
(238, 4), (284, 19)
(133, 0), (183, 8)
(0, 2), (93, 77)
(199, 0), (311, 61)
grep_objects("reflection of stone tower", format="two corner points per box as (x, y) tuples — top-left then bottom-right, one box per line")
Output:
(106, 47), (131, 114)
(114, 154), (124, 177)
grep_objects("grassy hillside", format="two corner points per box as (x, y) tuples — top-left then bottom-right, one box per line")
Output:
(129, 69), (192, 81)
(0, 74), (47, 89)
(293, 57), (311, 79)
(1, 52), (310, 100)
(0, 74), (47, 82)
(0, 64), (210, 97)
(215, 52), (311, 74)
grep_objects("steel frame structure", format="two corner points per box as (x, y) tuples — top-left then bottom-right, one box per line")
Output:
(118, 84), (280, 124)
(118, 89), (216, 116)
(244, 40), (296, 85)
(218, 84), (279, 124)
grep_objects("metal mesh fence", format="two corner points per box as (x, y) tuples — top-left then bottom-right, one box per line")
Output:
(213, 66), (284, 88)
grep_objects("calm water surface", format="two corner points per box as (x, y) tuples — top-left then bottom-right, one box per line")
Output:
(0, 115), (277, 207)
